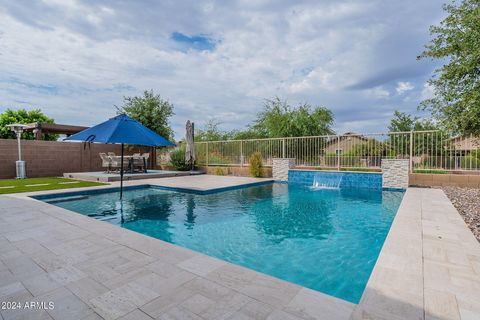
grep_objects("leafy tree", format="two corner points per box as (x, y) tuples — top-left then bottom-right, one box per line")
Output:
(195, 120), (233, 142)
(117, 90), (174, 140)
(0, 108), (56, 140)
(388, 111), (438, 132)
(194, 97), (334, 142)
(250, 97), (334, 138)
(418, 0), (480, 135)
(388, 110), (449, 157)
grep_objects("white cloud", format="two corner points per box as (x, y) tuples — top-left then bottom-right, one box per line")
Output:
(420, 83), (435, 100)
(396, 81), (415, 95)
(0, 0), (445, 138)
(363, 86), (390, 99)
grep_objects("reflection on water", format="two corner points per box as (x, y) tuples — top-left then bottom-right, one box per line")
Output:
(44, 183), (404, 304)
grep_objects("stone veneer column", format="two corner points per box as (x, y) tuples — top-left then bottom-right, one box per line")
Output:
(272, 158), (296, 181)
(381, 159), (410, 189)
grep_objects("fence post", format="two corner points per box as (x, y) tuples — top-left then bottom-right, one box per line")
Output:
(337, 135), (341, 171)
(240, 141), (244, 167)
(282, 139), (286, 158)
(206, 142), (209, 166)
(409, 131), (413, 173)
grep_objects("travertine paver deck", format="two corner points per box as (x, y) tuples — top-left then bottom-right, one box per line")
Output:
(1, 176), (479, 320)
(352, 188), (480, 320)
(0, 176), (353, 320)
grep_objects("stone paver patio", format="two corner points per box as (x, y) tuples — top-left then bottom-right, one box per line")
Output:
(0, 175), (479, 320)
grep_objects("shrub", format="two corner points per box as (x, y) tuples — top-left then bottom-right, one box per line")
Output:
(214, 167), (225, 175)
(461, 155), (480, 170)
(324, 152), (338, 167)
(249, 152), (263, 177)
(340, 167), (381, 173)
(413, 169), (447, 174)
(169, 147), (190, 171)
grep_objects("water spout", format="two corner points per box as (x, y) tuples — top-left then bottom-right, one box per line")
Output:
(311, 173), (343, 190)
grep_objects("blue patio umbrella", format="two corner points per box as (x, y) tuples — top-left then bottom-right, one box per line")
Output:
(65, 114), (175, 199)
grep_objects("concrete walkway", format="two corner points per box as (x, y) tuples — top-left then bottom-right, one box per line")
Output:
(0, 176), (479, 320)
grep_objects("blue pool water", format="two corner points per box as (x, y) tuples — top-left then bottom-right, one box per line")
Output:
(37, 183), (404, 303)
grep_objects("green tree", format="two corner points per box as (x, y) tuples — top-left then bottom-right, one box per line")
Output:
(194, 97), (334, 142)
(0, 108), (56, 140)
(388, 110), (449, 158)
(195, 120), (232, 142)
(418, 0), (480, 135)
(118, 90), (174, 140)
(388, 111), (438, 132)
(250, 97), (334, 138)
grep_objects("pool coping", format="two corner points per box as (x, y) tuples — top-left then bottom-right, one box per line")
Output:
(351, 188), (480, 320)
(1, 175), (479, 319)
(31, 179), (275, 200)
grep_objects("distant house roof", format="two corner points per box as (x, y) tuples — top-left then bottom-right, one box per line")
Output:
(449, 135), (480, 151)
(325, 133), (368, 146)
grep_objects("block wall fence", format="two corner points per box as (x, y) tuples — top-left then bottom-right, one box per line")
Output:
(0, 139), (155, 179)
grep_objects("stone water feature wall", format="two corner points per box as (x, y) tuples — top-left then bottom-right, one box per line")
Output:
(272, 158), (296, 181)
(381, 159), (409, 189)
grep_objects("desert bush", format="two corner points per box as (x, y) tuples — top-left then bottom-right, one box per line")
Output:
(461, 155), (480, 170)
(214, 167), (225, 175)
(249, 152), (263, 177)
(169, 147), (190, 171)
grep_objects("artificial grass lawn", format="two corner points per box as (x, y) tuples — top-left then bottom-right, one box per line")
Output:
(0, 177), (107, 194)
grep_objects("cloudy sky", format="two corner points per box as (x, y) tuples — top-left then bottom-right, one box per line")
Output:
(0, 0), (446, 139)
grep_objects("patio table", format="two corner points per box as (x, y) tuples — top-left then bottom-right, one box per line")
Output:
(110, 155), (148, 173)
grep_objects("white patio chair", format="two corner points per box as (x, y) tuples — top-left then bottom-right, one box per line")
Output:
(109, 156), (122, 172)
(99, 153), (112, 173)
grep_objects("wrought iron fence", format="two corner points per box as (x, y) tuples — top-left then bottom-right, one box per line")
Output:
(194, 131), (480, 172)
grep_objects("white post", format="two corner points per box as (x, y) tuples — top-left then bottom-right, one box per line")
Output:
(240, 141), (244, 167)
(282, 139), (286, 158)
(409, 131), (413, 173)
(337, 135), (341, 171)
(206, 142), (209, 166)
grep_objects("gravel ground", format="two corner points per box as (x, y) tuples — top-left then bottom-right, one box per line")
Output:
(440, 186), (480, 242)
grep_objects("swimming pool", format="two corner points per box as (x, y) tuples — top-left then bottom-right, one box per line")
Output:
(36, 183), (404, 303)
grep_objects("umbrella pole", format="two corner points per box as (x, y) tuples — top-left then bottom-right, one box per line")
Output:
(191, 122), (195, 171)
(120, 143), (124, 200)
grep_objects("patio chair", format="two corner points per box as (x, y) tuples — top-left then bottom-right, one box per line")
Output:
(99, 153), (112, 173)
(131, 153), (146, 173)
(109, 156), (122, 172)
